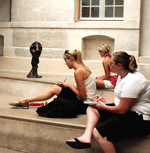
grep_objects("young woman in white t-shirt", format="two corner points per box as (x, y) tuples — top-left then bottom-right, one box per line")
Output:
(66, 51), (150, 152)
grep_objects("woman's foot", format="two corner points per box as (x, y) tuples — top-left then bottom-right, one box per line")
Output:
(9, 101), (29, 109)
(66, 138), (91, 149)
(66, 135), (91, 144)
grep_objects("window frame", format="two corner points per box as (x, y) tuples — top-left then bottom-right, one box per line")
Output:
(78, 0), (124, 21)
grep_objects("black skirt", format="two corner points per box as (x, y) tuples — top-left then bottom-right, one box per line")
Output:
(96, 109), (150, 143)
(36, 87), (88, 118)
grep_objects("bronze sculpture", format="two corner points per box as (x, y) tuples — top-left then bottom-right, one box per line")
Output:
(27, 41), (42, 78)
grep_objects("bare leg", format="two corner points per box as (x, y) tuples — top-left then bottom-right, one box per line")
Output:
(93, 128), (116, 153)
(95, 78), (105, 88)
(67, 106), (100, 144)
(20, 84), (62, 103)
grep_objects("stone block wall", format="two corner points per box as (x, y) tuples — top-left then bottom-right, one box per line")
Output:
(10, 27), (139, 61)
(1, 0), (150, 77)
(0, 0), (10, 22)
(0, 0), (141, 59)
(11, 0), (75, 22)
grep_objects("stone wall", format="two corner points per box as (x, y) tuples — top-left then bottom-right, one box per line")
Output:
(11, 0), (75, 22)
(0, 0), (10, 22)
(8, 0), (141, 60)
(11, 28), (139, 61)
(1, 0), (149, 76)
(140, 0), (150, 56)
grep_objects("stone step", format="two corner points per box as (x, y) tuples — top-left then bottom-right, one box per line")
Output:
(0, 93), (102, 153)
(0, 70), (114, 98)
(1, 56), (150, 80)
(0, 92), (150, 153)
(0, 71), (149, 153)
(0, 56), (104, 76)
(0, 70), (112, 153)
(0, 147), (24, 153)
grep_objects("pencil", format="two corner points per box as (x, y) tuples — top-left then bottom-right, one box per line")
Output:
(64, 78), (67, 82)
(99, 92), (103, 98)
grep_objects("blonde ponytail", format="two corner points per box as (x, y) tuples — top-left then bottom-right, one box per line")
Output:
(63, 49), (85, 66)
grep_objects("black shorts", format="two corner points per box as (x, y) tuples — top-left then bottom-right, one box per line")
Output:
(96, 108), (145, 143)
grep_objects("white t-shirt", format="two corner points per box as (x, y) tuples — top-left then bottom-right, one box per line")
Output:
(114, 71), (150, 120)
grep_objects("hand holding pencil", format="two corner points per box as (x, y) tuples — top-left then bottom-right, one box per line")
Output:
(94, 93), (104, 102)
(57, 78), (67, 86)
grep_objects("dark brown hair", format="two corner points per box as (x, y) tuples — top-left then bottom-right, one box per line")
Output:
(113, 51), (137, 73)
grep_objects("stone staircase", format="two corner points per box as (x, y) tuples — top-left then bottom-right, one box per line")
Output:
(0, 70), (149, 153)
(0, 71), (150, 153)
(0, 70), (111, 153)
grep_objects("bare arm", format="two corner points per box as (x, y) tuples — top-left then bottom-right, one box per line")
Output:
(95, 95), (115, 104)
(102, 57), (111, 80)
(74, 69), (86, 100)
(62, 69), (86, 100)
(95, 57), (111, 80)
(96, 97), (137, 114)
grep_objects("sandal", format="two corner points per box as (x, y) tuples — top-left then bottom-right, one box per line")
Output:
(66, 138), (91, 149)
(9, 101), (29, 109)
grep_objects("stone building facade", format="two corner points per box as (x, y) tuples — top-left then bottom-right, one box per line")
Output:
(0, 0), (149, 78)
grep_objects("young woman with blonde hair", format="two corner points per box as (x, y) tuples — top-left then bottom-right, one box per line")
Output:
(95, 44), (118, 89)
(10, 49), (96, 118)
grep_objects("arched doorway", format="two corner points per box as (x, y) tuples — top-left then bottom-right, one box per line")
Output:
(82, 35), (114, 60)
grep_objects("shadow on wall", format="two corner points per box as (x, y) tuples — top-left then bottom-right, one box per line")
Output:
(0, 35), (4, 56)
(82, 35), (114, 60)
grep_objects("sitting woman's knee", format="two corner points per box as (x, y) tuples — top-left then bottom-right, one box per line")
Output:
(51, 84), (62, 95)
(87, 106), (100, 118)
(86, 105), (96, 113)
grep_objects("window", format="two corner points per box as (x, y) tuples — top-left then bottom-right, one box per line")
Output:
(79, 0), (124, 20)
